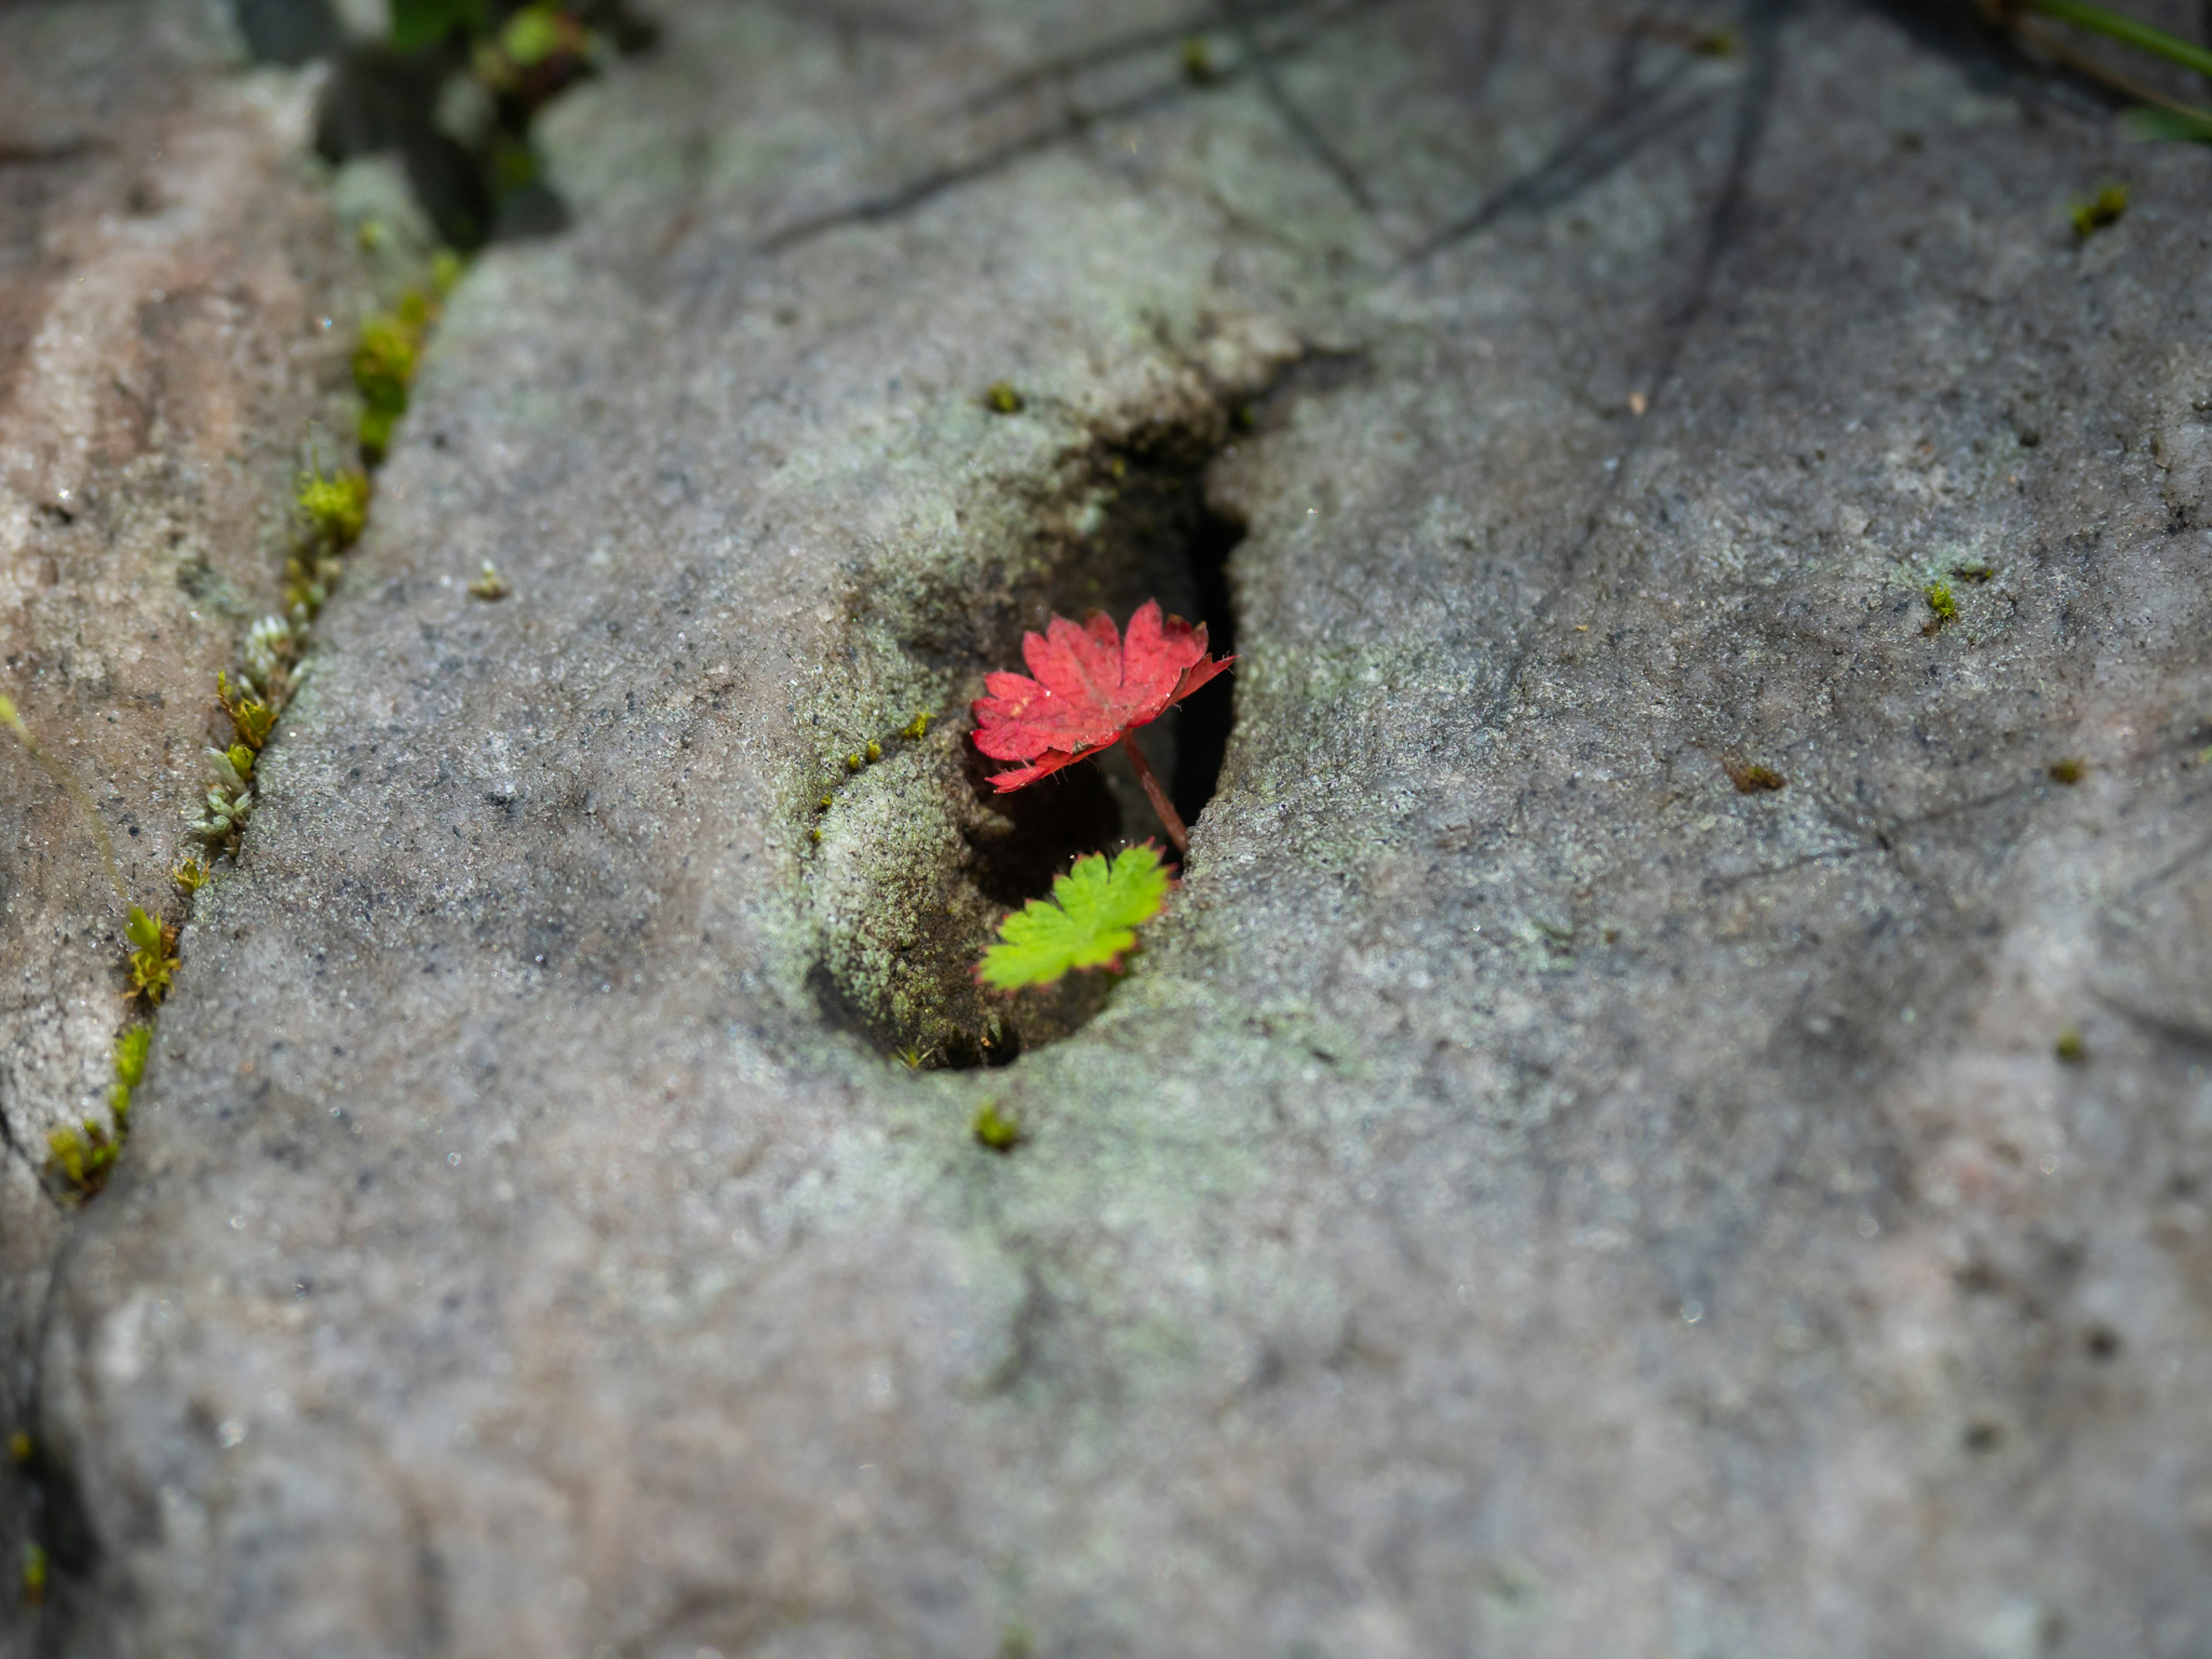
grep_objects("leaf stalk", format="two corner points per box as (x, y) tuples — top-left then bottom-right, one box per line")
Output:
(1120, 734), (1188, 855)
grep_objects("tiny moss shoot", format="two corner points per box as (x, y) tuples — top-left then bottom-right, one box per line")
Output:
(467, 560), (512, 600)
(1923, 581), (1957, 629)
(2070, 184), (2127, 238)
(296, 460), (371, 550)
(2055, 1027), (2085, 1063)
(1180, 36), (1218, 85)
(2048, 757), (2085, 784)
(986, 380), (1024, 414)
(21, 1543), (45, 1607)
(972, 1100), (1022, 1152)
(1723, 757), (1787, 793)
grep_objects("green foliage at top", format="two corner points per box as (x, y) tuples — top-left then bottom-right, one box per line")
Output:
(1924, 580), (1957, 624)
(391, 0), (487, 51)
(978, 845), (1171, 991)
(501, 3), (566, 66)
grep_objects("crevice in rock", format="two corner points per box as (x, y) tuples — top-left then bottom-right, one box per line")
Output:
(806, 407), (1255, 1070)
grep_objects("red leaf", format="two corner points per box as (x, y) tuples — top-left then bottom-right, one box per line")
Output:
(972, 600), (1233, 791)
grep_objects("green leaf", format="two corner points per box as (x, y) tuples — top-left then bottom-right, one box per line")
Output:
(978, 845), (1171, 991)
(125, 906), (161, 951)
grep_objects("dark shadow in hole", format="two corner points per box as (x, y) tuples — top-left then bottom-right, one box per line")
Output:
(1170, 501), (1247, 827)
(964, 749), (1124, 911)
(313, 47), (498, 249)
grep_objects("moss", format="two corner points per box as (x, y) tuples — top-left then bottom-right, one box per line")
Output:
(2070, 184), (2127, 238)
(1723, 756), (1786, 793)
(2055, 1027), (2085, 1063)
(353, 283), (444, 463)
(467, 559), (512, 600)
(1924, 581), (1957, 624)
(972, 1100), (1022, 1152)
(1180, 36), (1218, 85)
(986, 381), (1025, 415)
(899, 710), (933, 741)
(217, 671), (276, 750)
(296, 461), (371, 551)
(115, 1024), (151, 1089)
(20, 1543), (45, 1608)
(124, 906), (178, 1006)
(2048, 757), (2085, 785)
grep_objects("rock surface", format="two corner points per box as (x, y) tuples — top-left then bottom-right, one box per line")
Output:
(0, 0), (367, 1611)
(17, 1), (2212, 1654)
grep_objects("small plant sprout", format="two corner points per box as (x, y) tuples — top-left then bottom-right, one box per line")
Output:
(123, 906), (178, 1006)
(242, 615), (301, 696)
(1180, 35), (1218, 84)
(900, 710), (933, 741)
(1923, 581), (1957, 630)
(185, 745), (255, 848)
(2055, 1027), (2086, 1062)
(172, 854), (209, 895)
(971, 599), (1234, 854)
(985, 381), (1024, 414)
(216, 671), (276, 751)
(972, 1100), (1022, 1152)
(21, 1542), (46, 1607)
(978, 844), (1172, 991)
(2070, 183), (2128, 238)
(468, 560), (512, 600)
(1723, 756), (1786, 793)
(2048, 757), (2085, 784)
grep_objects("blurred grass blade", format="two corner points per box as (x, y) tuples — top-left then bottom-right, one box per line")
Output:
(2124, 102), (2212, 140)
(2018, 0), (2212, 80)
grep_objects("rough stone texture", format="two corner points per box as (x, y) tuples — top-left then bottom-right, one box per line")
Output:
(18, 1), (2212, 1654)
(0, 1), (367, 1614)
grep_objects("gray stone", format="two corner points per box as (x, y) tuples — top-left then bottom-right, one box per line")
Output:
(0, 1), (368, 1619)
(18, 1), (2212, 1655)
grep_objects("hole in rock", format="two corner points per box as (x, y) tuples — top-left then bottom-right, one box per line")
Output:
(233, 1), (657, 248)
(809, 411), (1252, 1070)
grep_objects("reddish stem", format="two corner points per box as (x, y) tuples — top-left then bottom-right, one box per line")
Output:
(1120, 734), (1188, 855)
